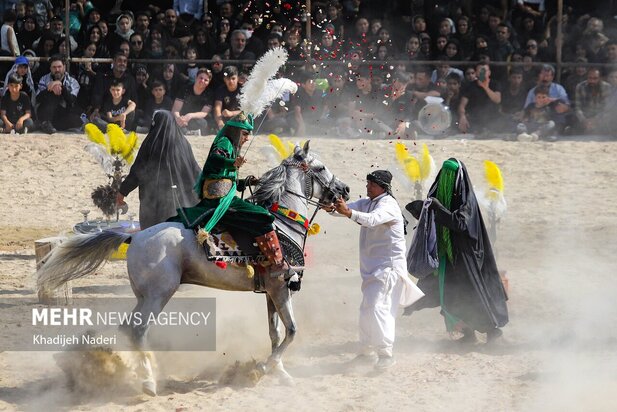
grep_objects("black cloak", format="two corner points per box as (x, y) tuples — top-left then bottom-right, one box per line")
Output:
(405, 159), (508, 333)
(119, 110), (200, 229)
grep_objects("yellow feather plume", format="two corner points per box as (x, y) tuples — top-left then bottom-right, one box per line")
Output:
(484, 160), (504, 201)
(395, 142), (421, 182)
(405, 157), (421, 182)
(106, 123), (126, 155)
(85, 123), (109, 152)
(122, 131), (139, 164)
(269, 134), (291, 160)
(394, 142), (409, 165)
(419, 143), (432, 180)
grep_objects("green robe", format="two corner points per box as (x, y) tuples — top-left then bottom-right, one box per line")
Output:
(172, 134), (274, 237)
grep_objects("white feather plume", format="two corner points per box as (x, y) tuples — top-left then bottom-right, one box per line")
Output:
(239, 47), (290, 118)
(84, 143), (115, 175)
(251, 78), (298, 117)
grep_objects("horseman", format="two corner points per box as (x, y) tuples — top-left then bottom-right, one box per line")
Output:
(174, 112), (302, 275)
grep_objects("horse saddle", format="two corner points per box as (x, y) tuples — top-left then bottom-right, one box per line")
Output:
(201, 226), (305, 270)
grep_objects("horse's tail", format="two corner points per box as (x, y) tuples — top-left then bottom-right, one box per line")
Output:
(36, 231), (132, 293)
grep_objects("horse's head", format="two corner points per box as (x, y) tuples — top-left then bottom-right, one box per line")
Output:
(290, 141), (350, 204)
(252, 141), (350, 209)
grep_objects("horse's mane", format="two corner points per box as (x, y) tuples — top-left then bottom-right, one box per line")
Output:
(251, 162), (288, 206)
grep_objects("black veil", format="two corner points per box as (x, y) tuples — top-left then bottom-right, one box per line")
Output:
(119, 110), (200, 229)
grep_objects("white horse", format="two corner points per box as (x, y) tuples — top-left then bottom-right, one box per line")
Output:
(36, 142), (350, 395)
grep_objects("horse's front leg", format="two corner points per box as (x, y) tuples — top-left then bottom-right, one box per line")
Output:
(259, 284), (296, 385)
(266, 294), (282, 351)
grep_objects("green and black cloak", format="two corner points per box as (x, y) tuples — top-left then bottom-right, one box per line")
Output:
(405, 159), (509, 333)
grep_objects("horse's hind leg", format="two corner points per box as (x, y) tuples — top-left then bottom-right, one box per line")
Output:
(129, 293), (174, 396)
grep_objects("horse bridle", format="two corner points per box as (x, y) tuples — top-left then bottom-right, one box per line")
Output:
(284, 158), (339, 207)
(275, 158), (339, 245)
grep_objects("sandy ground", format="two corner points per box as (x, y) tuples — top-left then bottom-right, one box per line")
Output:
(1, 131), (617, 411)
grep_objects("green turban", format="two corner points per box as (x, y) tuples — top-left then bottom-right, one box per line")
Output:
(225, 112), (254, 131)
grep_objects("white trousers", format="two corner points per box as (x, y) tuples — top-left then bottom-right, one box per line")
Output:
(359, 268), (401, 357)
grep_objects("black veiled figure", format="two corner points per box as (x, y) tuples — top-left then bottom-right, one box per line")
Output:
(119, 110), (200, 229)
(405, 159), (509, 334)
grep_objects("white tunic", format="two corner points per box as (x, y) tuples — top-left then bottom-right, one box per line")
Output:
(348, 193), (407, 279)
(345, 193), (408, 357)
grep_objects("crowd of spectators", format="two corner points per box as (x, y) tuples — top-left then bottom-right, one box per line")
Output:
(0, 0), (616, 138)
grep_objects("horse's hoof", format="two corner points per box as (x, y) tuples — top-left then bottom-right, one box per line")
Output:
(256, 362), (268, 375)
(142, 380), (157, 396)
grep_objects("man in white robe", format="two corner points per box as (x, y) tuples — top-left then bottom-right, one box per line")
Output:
(331, 170), (412, 370)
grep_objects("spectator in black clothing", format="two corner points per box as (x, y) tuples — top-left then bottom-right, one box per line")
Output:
(163, 9), (192, 49)
(75, 42), (98, 114)
(434, 35), (448, 59)
(155, 63), (185, 101)
(134, 65), (150, 113)
(129, 32), (150, 71)
(94, 78), (137, 131)
(444, 39), (463, 61)
(412, 15), (428, 37)
(240, 21), (265, 59)
(409, 65), (441, 118)
(346, 68), (392, 138)
(117, 40), (131, 57)
(209, 54), (225, 91)
(500, 68), (527, 125)
(77, 8), (102, 45)
(229, 30), (256, 71)
(487, 10), (503, 42)
(213, 65), (241, 130)
(16, 15), (40, 52)
(178, 45), (199, 84)
(444, 72), (462, 127)
(475, 6), (493, 37)
(517, 16), (544, 48)
(324, 70), (351, 129)
(383, 71), (415, 138)
(86, 25), (109, 58)
(218, 1), (240, 30)
(491, 23), (515, 62)
(454, 15), (475, 60)
(33, 32), (56, 77)
(193, 25), (216, 59)
(138, 79), (173, 129)
(133, 11), (151, 41)
(1, 74), (34, 134)
(90, 52), (137, 122)
(564, 58), (588, 101)
(284, 30), (304, 66)
(400, 34), (424, 69)
(146, 24), (165, 54)
(171, 68), (213, 135)
(472, 35), (493, 61)
(458, 63), (502, 134)
(290, 70), (327, 136)
(36, 54), (82, 134)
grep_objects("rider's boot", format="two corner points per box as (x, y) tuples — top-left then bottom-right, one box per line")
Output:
(255, 230), (304, 275)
